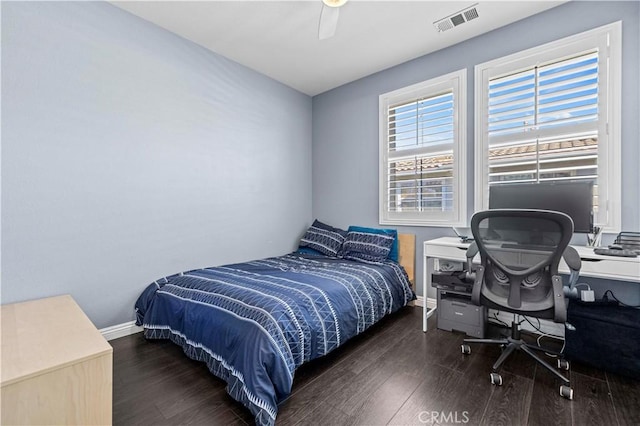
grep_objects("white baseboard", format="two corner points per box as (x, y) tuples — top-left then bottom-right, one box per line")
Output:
(100, 321), (143, 341)
(414, 296), (437, 310)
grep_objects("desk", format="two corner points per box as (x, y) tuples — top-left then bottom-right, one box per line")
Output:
(423, 237), (640, 332)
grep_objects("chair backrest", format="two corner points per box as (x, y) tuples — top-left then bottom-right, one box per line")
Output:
(470, 209), (574, 320)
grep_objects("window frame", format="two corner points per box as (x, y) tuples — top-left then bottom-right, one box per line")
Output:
(379, 69), (467, 227)
(474, 22), (622, 233)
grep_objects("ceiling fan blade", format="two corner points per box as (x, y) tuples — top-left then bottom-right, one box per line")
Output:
(318, 5), (340, 40)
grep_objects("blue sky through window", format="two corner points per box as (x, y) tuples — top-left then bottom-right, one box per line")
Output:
(390, 92), (454, 150)
(488, 51), (599, 137)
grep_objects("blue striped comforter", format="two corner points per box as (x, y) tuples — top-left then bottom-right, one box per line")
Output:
(135, 253), (414, 425)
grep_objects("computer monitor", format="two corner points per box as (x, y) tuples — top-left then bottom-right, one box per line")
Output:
(489, 181), (594, 234)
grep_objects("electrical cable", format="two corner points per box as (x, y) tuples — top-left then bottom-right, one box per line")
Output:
(522, 315), (543, 334)
(603, 289), (640, 308)
(491, 311), (509, 328)
(523, 315), (566, 358)
(487, 319), (508, 329)
(536, 332), (565, 343)
(493, 313), (567, 358)
(574, 282), (591, 290)
(537, 333), (566, 358)
(522, 314), (564, 338)
(513, 314), (566, 357)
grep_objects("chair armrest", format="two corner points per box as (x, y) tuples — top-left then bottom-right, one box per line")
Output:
(471, 265), (485, 305)
(552, 274), (567, 323)
(563, 246), (582, 290)
(562, 246), (581, 272)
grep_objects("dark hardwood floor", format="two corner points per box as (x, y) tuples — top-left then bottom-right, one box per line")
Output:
(111, 307), (640, 425)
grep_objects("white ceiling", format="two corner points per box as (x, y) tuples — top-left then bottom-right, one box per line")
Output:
(111, 1), (567, 96)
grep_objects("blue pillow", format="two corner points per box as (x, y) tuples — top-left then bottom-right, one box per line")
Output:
(296, 247), (324, 256)
(346, 226), (399, 262)
(298, 220), (347, 257)
(342, 229), (395, 263)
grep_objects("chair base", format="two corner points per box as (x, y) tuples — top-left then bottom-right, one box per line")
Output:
(462, 321), (573, 399)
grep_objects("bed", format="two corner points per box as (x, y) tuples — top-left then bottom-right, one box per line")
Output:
(134, 225), (415, 426)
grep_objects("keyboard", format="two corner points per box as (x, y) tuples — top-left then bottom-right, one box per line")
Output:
(593, 248), (638, 257)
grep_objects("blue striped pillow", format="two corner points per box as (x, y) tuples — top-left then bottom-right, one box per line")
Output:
(347, 226), (398, 262)
(342, 230), (395, 263)
(298, 220), (347, 257)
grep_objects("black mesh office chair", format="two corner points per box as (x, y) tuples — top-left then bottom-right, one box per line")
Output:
(461, 209), (581, 400)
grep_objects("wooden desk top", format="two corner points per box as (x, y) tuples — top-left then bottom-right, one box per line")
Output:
(1, 295), (112, 387)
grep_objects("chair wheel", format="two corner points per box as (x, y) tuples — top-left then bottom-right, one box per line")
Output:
(557, 359), (570, 370)
(461, 344), (471, 355)
(490, 372), (503, 386)
(560, 385), (574, 400)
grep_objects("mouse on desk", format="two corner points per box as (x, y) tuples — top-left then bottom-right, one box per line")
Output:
(608, 244), (624, 250)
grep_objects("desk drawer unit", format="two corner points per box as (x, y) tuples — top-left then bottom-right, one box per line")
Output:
(437, 290), (486, 337)
(575, 257), (640, 282)
(426, 244), (470, 261)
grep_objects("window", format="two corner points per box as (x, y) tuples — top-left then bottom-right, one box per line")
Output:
(379, 69), (467, 227)
(475, 22), (622, 233)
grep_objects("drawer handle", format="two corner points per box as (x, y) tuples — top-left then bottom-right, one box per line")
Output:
(451, 302), (468, 308)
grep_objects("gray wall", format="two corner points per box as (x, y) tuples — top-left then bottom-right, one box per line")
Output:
(1, 2), (313, 328)
(312, 1), (640, 300)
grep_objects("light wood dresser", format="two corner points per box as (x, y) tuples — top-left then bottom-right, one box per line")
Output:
(1, 295), (112, 425)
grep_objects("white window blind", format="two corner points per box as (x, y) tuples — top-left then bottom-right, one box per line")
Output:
(487, 51), (601, 215)
(488, 52), (599, 142)
(475, 22), (621, 232)
(380, 69), (466, 227)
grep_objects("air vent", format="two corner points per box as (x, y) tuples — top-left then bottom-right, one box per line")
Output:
(464, 7), (479, 21)
(434, 3), (479, 33)
(450, 13), (465, 26)
(435, 19), (454, 32)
